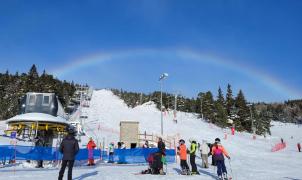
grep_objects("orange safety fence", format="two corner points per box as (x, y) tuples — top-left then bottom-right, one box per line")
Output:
(271, 143), (286, 152)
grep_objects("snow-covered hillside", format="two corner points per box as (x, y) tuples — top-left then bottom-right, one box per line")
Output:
(0, 89), (301, 180)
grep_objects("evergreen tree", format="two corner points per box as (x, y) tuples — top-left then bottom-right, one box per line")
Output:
(25, 64), (39, 92)
(226, 84), (234, 116)
(234, 90), (251, 132)
(214, 87), (228, 127)
(217, 86), (225, 106)
(202, 91), (215, 122)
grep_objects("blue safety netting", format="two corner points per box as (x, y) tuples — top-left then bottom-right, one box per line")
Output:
(0, 145), (175, 164)
(0, 145), (106, 161)
(113, 148), (175, 164)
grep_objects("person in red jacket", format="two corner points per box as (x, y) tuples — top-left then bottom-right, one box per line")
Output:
(297, 143), (301, 152)
(87, 137), (96, 166)
(177, 139), (190, 175)
(212, 138), (230, 180)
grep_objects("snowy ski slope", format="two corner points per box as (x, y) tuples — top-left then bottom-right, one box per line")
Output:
(0, 89), (301, 180)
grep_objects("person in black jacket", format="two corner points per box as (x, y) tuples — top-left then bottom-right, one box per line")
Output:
(157, 137), (166, 155)
(157, 137), (166, 174)
(58, 127), (79, 180)
(35, 132), (46, 168)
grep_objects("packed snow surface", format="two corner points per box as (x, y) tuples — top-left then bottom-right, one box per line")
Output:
(0, 89), (301, 180)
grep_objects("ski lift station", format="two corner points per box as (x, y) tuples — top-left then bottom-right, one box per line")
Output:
(5, 92), (71, 146)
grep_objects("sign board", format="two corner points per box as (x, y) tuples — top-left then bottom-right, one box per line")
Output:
(10, 131), (16, 139)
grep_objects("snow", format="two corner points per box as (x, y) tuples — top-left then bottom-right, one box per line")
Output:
(6, 112), (69, 125)
(0, 89), (302, 180)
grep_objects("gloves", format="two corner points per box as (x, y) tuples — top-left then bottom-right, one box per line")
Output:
(227, 156), (231, 160)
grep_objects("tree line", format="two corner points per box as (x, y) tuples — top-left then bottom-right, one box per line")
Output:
(112, 85), (302, 136)
(0, 65), (76, 120)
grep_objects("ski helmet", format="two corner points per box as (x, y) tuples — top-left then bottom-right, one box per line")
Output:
(215, 138), (220, 143)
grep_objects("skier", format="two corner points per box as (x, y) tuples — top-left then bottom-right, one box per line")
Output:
(201, 140), (210, 168)
(121, 142), (126, 149)
(297, 143), (301, 152)
(157, 137), (166, 155)
(117, 142), (122, 149)
(143, 140), (149, 148)
(34, 131), (45, 168)
(212, 138), (230, 180)
(108, 142), (115, 163)
(189, 140), (199, 174)
(177, 139), (190, 175)
(58, 127), (79, 180)
(87, 137), (96, 166)
(157, 137), (166, 174)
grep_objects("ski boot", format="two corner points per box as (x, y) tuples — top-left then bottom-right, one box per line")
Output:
(223, 172), (229, 180)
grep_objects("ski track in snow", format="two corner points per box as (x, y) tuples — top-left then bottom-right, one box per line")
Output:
(0, 89), (302, 180)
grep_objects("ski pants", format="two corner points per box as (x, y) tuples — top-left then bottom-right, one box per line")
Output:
(216, 160), (227, 176)
(201, 154), (209, 168)
(180, 160), (190, 171)
(190, 154), (197, 173)
(109, 152), (114, 162)
(58, 160), (74, 180)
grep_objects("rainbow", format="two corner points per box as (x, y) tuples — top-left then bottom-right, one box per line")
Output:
(50, 48), (302, 100)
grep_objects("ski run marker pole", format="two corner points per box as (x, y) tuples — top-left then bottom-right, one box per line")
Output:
(228, 159), (234, 180)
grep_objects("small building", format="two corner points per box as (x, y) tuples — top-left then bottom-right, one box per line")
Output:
(120, 121), (139, 148)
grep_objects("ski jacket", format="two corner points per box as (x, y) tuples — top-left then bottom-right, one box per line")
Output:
(179, 144), (187, 160)
(59, 134), (80, 160)
(211, 143), (229, 161)
(87, 140), (96, 150)
(158, 141), (166, 155)
(190, 142), (197, 155)
(35, 136), (45, 147)
(109, 144), (114, 153)
(201, 142), (210, 155)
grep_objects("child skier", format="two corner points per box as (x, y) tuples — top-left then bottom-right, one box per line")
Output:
(87, 137), (96, 166)
(177, 139), (190, 175)
(211, 138), (230, 180)
(108, 142), (115, 163)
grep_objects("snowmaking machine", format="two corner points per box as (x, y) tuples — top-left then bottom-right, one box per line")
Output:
(5, 92), (72, 147)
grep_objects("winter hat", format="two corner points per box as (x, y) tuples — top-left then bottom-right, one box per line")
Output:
(179, 139), (185, 144)
(66, 126), (75, 135)
(215, 138), (221, 143)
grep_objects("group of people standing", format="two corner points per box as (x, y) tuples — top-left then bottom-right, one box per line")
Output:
(57, 128), (231, 180)
(177, 138), (230, 180)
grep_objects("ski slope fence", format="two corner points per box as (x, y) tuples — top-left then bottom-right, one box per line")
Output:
(113, 148), (175, 164)
(271, 143), (286, 152)
(0, 145), (175, 164)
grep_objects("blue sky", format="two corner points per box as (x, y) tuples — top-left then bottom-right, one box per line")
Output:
(0, 0), (302, 102)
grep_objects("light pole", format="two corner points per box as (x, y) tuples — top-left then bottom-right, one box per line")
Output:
(159, 73), (168, 136)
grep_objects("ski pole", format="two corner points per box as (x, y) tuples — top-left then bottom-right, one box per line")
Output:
(228, 159), (234, 180)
